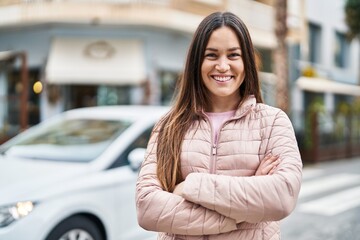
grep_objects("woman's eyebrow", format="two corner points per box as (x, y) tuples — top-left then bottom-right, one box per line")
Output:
(205, 47), (218, 51)
(205, 47), (241, 51)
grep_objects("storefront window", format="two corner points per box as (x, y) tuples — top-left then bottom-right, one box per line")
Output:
(97, 85), (131, 106)
(0, 64), (41, 142)
(28, 69), (41, 125)
(159, 71), (178, 105)
(255, 47), (272, 73)
(0, 70), (8, 143)
(64, 85), (131, 110)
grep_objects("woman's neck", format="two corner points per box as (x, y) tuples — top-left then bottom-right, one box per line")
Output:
(207, 96), (241, 113)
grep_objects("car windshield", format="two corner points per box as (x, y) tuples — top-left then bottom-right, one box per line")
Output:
(0, 118), (131, 162)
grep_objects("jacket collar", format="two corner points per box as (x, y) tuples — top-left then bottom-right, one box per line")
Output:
(199, 95), (256, 120)
(233, 95), (256, 119)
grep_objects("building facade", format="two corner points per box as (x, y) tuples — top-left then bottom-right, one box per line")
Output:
(0, 0), (297, 142)
(291, 0), (360, 161)
(293, 0), (360, 116)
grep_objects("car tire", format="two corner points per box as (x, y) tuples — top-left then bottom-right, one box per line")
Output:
(45, 215), (104, 240)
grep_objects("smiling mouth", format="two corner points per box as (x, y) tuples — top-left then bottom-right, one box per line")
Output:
(212, 76), (233, 82)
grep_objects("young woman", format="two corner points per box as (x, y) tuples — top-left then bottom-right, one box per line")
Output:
(136, 11), (302, 240)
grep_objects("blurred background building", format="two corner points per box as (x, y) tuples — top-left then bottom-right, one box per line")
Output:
(0, 0), (284, 138)
(0, 0), (359, 162)
(292, 0), (360, 162)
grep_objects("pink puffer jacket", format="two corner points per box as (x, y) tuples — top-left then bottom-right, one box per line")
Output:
(136, 96), (302, 240)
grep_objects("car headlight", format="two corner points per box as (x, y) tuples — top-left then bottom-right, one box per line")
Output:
(0, 201), (35, 227)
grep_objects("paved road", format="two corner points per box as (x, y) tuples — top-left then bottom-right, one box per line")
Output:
(281, 157), (360, 240)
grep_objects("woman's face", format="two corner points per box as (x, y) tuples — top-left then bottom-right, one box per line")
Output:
(201, 26), (245, 105)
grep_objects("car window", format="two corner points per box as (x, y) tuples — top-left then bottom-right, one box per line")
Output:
(108, 126), (154, 169)
(0, 118), (132, 163)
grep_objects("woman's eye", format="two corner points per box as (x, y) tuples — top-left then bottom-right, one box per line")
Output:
(229, 53), (241, 58)
(205, 53), (217, 58)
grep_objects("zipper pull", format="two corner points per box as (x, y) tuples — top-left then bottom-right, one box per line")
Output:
(212, 145), (217, 155)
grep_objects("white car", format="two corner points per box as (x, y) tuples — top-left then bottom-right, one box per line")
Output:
(0, 105), (169, 240)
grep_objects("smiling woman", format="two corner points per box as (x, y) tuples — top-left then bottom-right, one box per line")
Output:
(136, 11), (302, 240)
(201, 26), (245, 112)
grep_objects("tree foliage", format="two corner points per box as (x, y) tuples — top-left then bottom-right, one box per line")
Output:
(345, 0), (360, 39)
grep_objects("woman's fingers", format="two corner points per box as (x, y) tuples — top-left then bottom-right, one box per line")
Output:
(261, 162), (275, 173)
(173, 182), (185, 196)
(262, 154), (279, 167)
(263, 159), (280, 174)
(256, 154), (280, 176)
(268, 161), (280, 175)
(262, 153), (274, 162)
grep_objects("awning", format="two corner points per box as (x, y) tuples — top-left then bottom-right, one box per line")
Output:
(0, 51), (15, 61)
(45, 38), (146, 86)
(296, 76), (360, 97)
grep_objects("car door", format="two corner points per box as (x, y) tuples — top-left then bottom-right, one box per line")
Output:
(109, 126), (156, 240)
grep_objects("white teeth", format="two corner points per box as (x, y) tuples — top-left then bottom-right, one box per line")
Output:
(213, 76), (232, 82)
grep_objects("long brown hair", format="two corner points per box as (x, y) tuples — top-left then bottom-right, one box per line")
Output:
(156, 12), (263, 192)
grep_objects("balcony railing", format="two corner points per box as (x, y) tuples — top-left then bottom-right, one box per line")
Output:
(0, 0), (171, 6)
(0, 0), (212, 34)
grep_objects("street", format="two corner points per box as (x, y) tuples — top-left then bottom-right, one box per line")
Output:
(281, 157), (360, 240)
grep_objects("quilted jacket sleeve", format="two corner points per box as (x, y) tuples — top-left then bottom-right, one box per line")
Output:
(181, 110), (303, 223)
(135, 130), (238, 235)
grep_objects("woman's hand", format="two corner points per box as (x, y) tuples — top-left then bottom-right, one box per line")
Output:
(173, 181), (185, 196)
(255, 154), (280, 176)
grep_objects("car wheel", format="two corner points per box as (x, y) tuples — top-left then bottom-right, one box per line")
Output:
(46, 215), (104, 240)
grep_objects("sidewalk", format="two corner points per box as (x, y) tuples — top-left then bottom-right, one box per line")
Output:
(302, 156), (360, 177)
(282, 156), (360, 240)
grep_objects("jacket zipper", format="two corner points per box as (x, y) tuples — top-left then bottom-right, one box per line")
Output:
(210, 122), (223, 174)
(199, 105), (254, 240)
(211, 143), (217, 174)
(204, 114), (216, 174)
(205, 116), (229, 174)
(204, 105), (253, 175)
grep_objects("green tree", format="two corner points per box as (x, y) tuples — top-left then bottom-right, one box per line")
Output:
(345, 0), (360, 39)
(345, 0), (360, 85)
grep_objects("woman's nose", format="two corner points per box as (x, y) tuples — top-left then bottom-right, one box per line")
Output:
(215, 58), (230, 72)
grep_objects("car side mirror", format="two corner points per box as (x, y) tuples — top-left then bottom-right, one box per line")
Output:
(128, 148), (146, 171)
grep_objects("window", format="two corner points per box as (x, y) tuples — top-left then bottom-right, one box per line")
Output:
(255, 47), (272, 73)
(0, 67), (41, 143)
(0, 118), (131, 163)
(308, 23), (322, 64)
(159, 71), (178, 105)
(334, 31), (349, 68)
(63, 85), (131, 110)
(109, 126), (154, 169)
